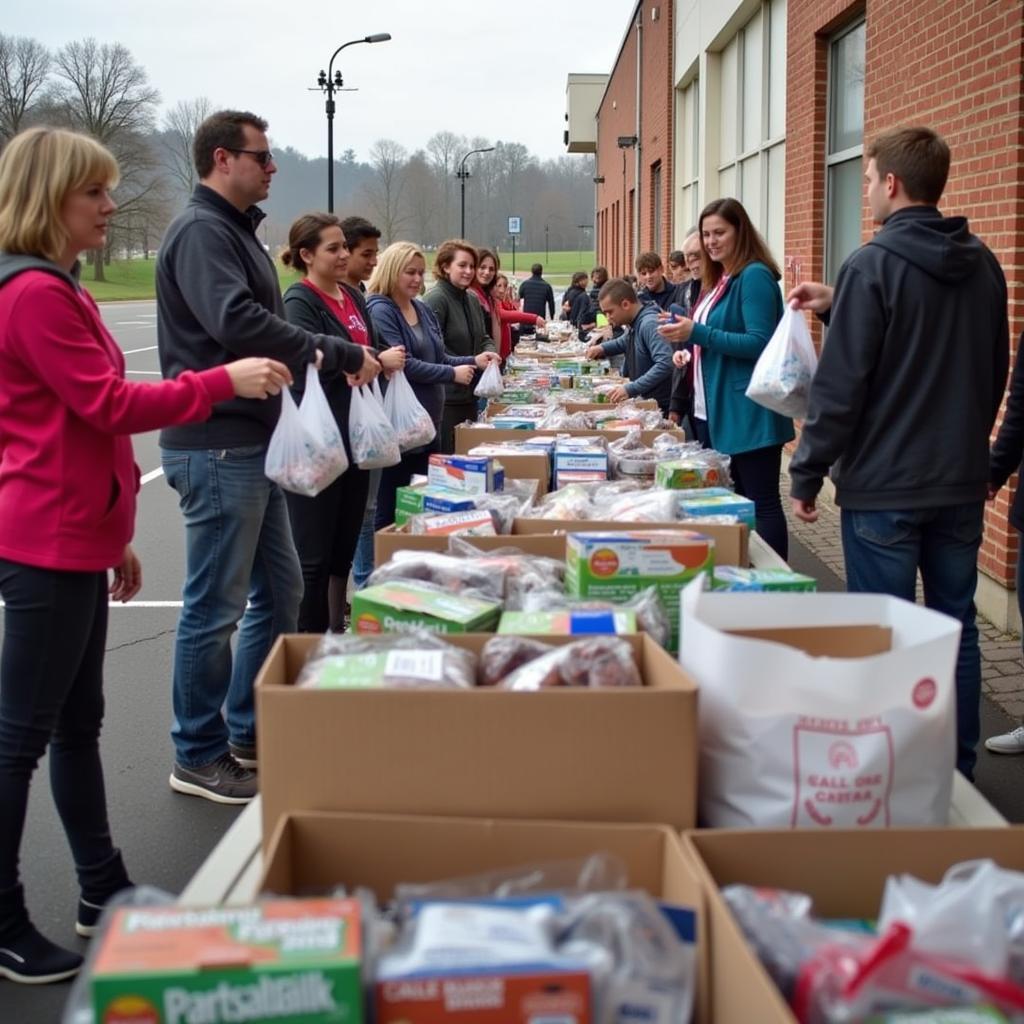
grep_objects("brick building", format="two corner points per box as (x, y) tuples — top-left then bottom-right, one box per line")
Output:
(589, 1), (676, 276)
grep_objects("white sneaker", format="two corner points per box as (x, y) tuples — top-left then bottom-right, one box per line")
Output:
(984, 725), (1024, 754)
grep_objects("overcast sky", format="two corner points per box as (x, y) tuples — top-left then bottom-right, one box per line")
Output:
(8, 1), (631, 162)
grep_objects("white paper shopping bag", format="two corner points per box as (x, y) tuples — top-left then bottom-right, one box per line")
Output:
(679, 578), (960, 829)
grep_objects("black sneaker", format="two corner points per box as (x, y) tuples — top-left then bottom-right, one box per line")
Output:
(169, 753), (257, 805)
(228, 741), (257, 769)
(0, 924), (82, 984)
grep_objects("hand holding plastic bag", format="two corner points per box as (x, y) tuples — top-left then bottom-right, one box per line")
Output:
(746, 302), (818, 419)
(265, 364), (349, 496)
(474, 359), (504, 399)
(349, 377), (401, 469)
(383, 369), (436, 452)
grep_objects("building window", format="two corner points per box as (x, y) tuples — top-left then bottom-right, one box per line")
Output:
(715, 0), (787, 260)
(677, 77), (700, 236)
(825, 19), (866, 283)
(651, 161), (663, 253)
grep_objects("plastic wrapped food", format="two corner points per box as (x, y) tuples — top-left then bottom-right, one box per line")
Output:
(473, 360), (504, 399)
(655, 449), (732, 490)
(296, 629), (477, 690)
(596, 488), (680, 523)
(500, 636), (642, 690)
(407, 509), (498, 536)
(349, 379), (402, 469)
(519, 585), (670, 648)
(366, 551), (502, 602)
(479, 635), (557, 687)
(382, 369), (436, 452)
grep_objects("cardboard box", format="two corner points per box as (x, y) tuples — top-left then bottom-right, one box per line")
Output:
(455, 425), (685, 454)
(677, 493), (756, 530)
(256, 633), (699, 848)
(406, 509), (498, 537)
(91, 898), (362, 1024)
(487, 400), (659, 414)
(511, 518), (750, 567)
(351, 580), (502, 634)
(395, 485), (478, 527)
(498, 609), (637, 635)
(712, 567), (817, 592)
(374, 527), (566, 566)
(683, 827), (1024, 1024)
(260, 812), (710, 1024)
(427, 454), (504, 494)
(566, 530), (714, 651)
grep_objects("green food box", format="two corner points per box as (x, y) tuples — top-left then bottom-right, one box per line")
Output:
(352, 580), (502, 635)
(655, 458), (728, 489)
(394, 485), (477, 526)
(712, 567), (817, 592)
(565, 530), (714, 652)
(91, 898), (362, 1024)
(498, 609), (637, 635)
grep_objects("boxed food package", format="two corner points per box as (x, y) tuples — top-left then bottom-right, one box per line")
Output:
(553, 437), (609, 488)
(565, 530), (714, 651)
(428, 454), (504, 494)
(351, 580), (502, 635)
(408, 510), (498, 537)
(91, 898), (361, 1024)
(679, 492), (756, 530)
(498, 609), (637, 635)
(260, 813), (709, 1022)
(712, 567), (817, 592)
(655, 456), (729, 489)
(256, 634), (698, 845)
(394, 484), (478, 526)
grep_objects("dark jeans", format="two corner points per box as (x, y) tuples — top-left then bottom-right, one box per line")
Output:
(285, 466), (371, 633)
(841, 503), (984, 780)
(693, 418), (788, 559)
(441, 402), (478, 454)
(375, 443), (438, 531)
(0, 561), (118, 893)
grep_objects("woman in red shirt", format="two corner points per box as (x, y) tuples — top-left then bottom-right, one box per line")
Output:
(470, 249), (544, 361)
(0, 127), (291, 984)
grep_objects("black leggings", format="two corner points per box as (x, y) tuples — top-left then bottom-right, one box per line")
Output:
(693, 419), (789, 560)
(285, 466), (370, 632)
(0, 560), (118, 893)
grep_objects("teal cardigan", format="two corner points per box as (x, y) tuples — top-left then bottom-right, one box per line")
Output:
(690, 261), (795, 455)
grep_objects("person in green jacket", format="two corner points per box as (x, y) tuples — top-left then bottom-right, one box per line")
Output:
(658, 197), (794, 557)
(423, 239), (498, 451)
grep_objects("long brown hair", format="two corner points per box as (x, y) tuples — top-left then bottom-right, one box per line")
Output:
(698, 198), (780, 291)
(280, 212), (342, 276)
(476, 247), (500, 295)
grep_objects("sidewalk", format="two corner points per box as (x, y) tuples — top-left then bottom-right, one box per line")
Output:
(779, 467), (1024, 724)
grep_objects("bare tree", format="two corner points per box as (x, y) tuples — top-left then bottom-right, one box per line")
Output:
(426, 130), (465, 237)
(0, 34), (50, 142)
(403, 150), (440, 246)
(363, 138), (409, 245)
(162, 96), (212, 196)
(52, 38), (161, 280)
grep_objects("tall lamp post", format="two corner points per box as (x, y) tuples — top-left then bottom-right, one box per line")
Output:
(456, 146), (495, 238)
(318, 32), (391, 212)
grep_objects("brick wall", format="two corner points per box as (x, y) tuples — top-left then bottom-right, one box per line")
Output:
(786, 0), (1024, 587)
(595, 1), (676, 276)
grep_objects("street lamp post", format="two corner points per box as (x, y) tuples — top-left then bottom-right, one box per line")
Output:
(317, 33), (391, 212)
(456, 146), (495, 238)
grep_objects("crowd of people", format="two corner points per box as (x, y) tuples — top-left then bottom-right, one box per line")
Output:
(0, 109), (1019, 987)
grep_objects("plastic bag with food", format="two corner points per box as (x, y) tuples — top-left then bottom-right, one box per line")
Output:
(499, 636), (642, 690)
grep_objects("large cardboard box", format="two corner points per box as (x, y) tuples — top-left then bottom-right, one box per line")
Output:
(512, 518), (749, 567)
(256, 634), (698, 848)
(455, 425), (685, 453)
(374, 527), (566, 565)
(486, 400), (659, 415)
(683, 827), (1024, 1024)
(261, 811), (710, 1024)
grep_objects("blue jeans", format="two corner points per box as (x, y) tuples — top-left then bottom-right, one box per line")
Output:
(162, 446), (302, 768)
(352, 468), (381, 589)
(840, 502), (984, 780)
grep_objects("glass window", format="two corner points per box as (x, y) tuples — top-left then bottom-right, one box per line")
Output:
(829, 22), (865, 155)
(719, 37), (739, 164)
(740, 155), (762, 226)
(741, 11), (763, 153)
(719, 164), (736, 199)
(827, 158), (863, 280)
(768, 0), (787, 139)
(767, 142), (786, 262)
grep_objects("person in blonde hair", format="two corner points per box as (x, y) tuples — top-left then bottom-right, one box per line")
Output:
(366, 242), (497, 527)
(0, 126), (291, 983)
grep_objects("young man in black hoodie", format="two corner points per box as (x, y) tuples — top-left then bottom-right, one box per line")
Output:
(788, 126), (1009, 782)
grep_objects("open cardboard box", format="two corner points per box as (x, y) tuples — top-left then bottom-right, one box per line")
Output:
(486, 399), (659, 415)
(374, 527), (566, 566)
(260, 811), (711, 1023)
(256, 633), (698, 850)
(455, 425), (685, 453)
(683, 827), (1024, 1023)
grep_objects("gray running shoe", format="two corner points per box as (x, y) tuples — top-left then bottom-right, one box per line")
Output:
(228, 741), (257, 769)
(169, 753), (257, 804)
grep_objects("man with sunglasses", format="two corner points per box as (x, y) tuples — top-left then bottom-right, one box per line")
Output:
(156, 110), (380, 805)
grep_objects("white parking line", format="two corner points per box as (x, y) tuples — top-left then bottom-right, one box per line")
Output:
(141, 467), (164, 485)
(123, 345), (158, 355)
(0, 600), (183, 608)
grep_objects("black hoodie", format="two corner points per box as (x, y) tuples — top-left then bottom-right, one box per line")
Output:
(790, 206), (1008, 509)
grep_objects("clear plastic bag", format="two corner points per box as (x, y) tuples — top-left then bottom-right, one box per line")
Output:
(500, 636), (642, 690)
(265, 364), (349, 496)
(366, 551), (503, 602)
(473, 359), (504, 398)
(382, 369), (436, 452)
(746, 303), (819, 419)
(349, 377), (401, 469)
(480, 635), (558, 686)
(517, 585), (670, 648)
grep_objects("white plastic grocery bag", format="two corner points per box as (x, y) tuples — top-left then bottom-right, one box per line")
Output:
(382, 369), (436, 452)
(746, 303), (818, 419)
(474, 360), (503, 399)
(349, 377), (401, 470)
(678, 578), (960, 829)
(265, 364), (349, 497)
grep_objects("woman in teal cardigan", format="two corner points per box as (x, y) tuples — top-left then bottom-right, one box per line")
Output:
(658, 198), (794, 557)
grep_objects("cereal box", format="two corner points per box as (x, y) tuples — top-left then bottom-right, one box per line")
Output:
(352, 581), (502, 635)
(428, 454), (504, 494)
(394, 485), (479, 527)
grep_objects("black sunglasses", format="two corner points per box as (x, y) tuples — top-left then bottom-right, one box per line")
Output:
(224, 147), (274, 168)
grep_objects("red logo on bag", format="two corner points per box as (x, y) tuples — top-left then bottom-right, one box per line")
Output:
(589, 549), (620, 577)
(912, 678), (937, 709)
(828, 741), (859, 770)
